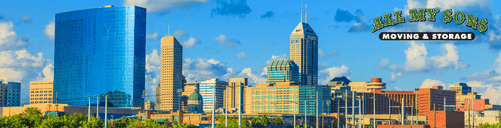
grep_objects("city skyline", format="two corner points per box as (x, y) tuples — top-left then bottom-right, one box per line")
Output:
(0, 0), (501, 106)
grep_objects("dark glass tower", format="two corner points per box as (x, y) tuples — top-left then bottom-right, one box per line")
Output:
(54, 6), (146, 107)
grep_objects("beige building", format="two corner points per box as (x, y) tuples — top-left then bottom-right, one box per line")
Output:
(29, 81), (53, 104)
(145, 100), (154, 111)
(348, 78), (386, 93)
(159, 36), (183, 111)
(223, 78), (248, 113)
(181, 82), (199, 111)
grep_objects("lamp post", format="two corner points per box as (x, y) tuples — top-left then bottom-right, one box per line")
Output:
(225, 89), (228, 127)
(86, 96), (91, 122)
(94, 95), (100, 119)
(104, 95), (109, 128)
(211, 86), (216, 128)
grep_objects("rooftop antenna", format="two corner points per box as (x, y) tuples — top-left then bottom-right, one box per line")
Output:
(168, 25), (170, 36)
(301, 3), (303, 23)
(305, 4), (308, 23)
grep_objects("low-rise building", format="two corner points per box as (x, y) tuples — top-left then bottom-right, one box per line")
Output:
(30, 81), (53, 104)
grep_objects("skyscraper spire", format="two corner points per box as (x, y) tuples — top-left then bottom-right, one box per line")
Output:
(304, 4), (308, 23)
(301, 3), (303, 23)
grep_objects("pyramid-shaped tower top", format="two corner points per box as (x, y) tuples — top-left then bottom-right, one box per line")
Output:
(291, 4), (316, 36)
(291, 22), (316, 36)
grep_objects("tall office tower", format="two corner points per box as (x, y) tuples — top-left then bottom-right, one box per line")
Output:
(6, 82), (21, 106)
(266, 60), (299, 84)
(159, 36), (183, 111)
(224, 78), (248, 112)
(54, 5), (146, 107)
(199, 78), (228, 111)
(30, 81), (54, 104)
(290, 11), (318, 86)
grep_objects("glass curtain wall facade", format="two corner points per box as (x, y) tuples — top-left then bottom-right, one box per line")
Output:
(199, 78), (228, 111)
(266, 60), (299, 84)
(54, 6), (146, 107)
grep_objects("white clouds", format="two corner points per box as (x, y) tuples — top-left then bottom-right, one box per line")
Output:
(374, 58), (389, 70)
(144, 49), (161, 101)
(420, 79), (447, 88)
(236, 52), (246, 59)
(381, 42), (468, 72)
(213, 34), (226, 45)
(146, 32), (160, 40)
(0, 21), (27, 50)
(123, 0), (210, 15)
(0, 68), (24, 82)
(182, 37), (201, 48)
(43, 22), (55, 41)
(0, 49), (45, 68)
(319, 65), (351, 85)
(173, 30), (188, 39)
(18, 15), (32, 24)
(239, 68), (266, 84)
(213, 34), (241, 48)
(391, 72), (402, 82)
(319, 48), (338, 58)
(36, 63), (54, 81)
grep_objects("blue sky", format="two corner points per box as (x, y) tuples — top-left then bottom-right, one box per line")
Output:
(1, 0), (501, 104)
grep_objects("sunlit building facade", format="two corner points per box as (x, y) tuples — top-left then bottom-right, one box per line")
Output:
(54, 5), (146, 107)
(250, 82), (330, 115)
(159, 36), (183, 111)
(30, 81), (53, 104)
(290, 20), (318, 86)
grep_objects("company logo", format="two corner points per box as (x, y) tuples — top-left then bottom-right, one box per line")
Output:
(372, 8), (488, 41)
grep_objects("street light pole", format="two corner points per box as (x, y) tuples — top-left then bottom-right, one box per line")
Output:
(94, 95), (100, 119)
(316, 91), (318, 128)
(294, 91), (296, 127)
(86, 96), (91, 122)
(211, 86), (216, 128)
(105, 95), (109, 128)
(345, 89), (348, 128)
(305, 101), (307, 127)
(225, 89), (228, 127)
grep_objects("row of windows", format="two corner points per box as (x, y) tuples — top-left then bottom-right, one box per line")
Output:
(31, 91), (53, 93)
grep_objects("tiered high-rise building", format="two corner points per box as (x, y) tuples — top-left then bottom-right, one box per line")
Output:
(290, 12), (318, 86)
(159, 36), (183, 111)
(54, 5), (146, 107)
(266, 60), (299, 84)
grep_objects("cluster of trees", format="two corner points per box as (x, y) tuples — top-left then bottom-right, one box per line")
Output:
(0, 107), (197, 128)
(478, 121), (501, 128)
(249, 115), (283, 125)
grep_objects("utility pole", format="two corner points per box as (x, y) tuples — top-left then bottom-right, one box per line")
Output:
(352, 91), (355, 127)
(305, 101), (307, 128)
(434, 103), (436, 128)
(468, 98), (471, 128)
(95, 95), (100, 119)
(389, 97), (391, 125)
(212, 87), (215, 128)
(225, 90), (228, 128)
(411, 98), (414, 125)
(345, 89), (348, 128)
(322, 100), (325, 128)
(105, 95), (109, 128)
(337, 99), (340, 128)
(316, 92), (318, 128)
(86, 96), (91, 122)
(359, 97), (361, 128)
(373, 89), (376, 128)
(292, 92), (296, 127)
(471, 91), (475, 128)
(389, 98), (412, 125)
(401, 98), (404, 125)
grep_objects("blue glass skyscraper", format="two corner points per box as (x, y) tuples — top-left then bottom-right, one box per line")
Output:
(54, 5), (146, 107)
